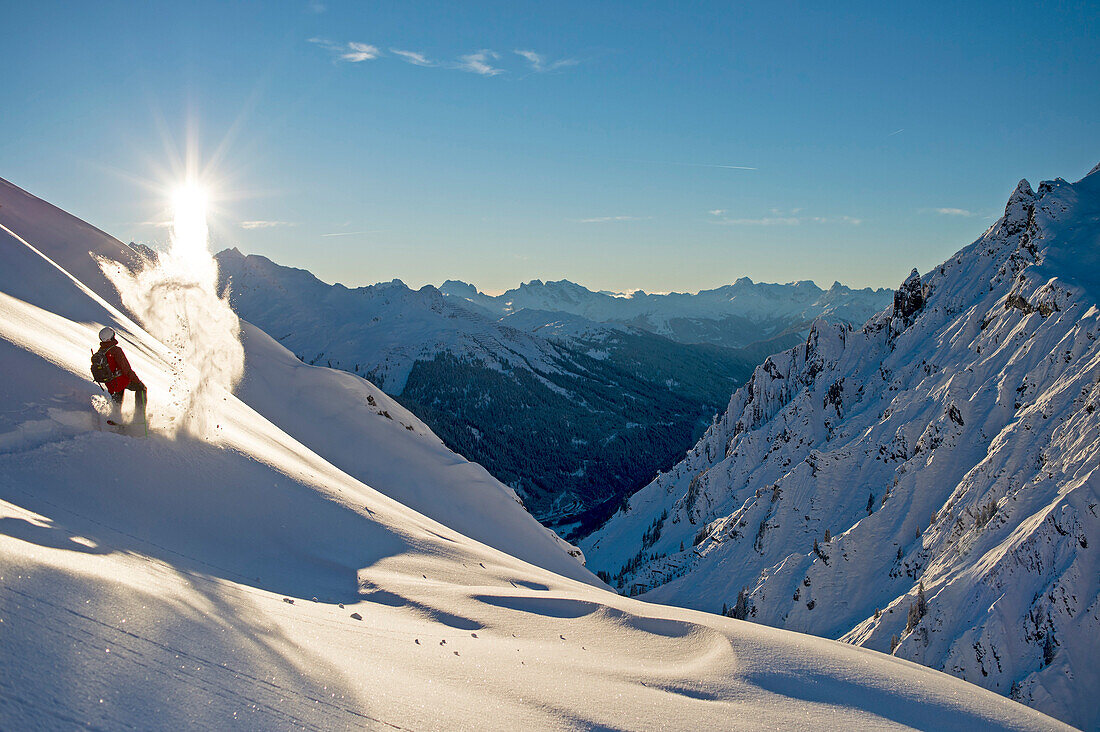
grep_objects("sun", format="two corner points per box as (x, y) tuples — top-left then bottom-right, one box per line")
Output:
(170, 179), (211, 254)
(172, 181), (208, 222)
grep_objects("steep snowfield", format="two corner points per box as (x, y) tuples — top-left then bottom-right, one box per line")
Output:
(217, 248), (568, 396)
(582, 167), (1100, 729)
(0, 177), (1071, 730)
(0, 176), (591, 585)
(231, 321), (586, 573)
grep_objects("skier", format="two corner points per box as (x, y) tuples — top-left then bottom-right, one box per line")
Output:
(91, 327), (147, 429)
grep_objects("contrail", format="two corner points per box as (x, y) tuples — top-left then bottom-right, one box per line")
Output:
(671, 162), (757, 170)
(622, 158), (757, 171)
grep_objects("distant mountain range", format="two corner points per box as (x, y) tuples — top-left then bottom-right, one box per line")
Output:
(580, 165), (1100, 729)
(441, 276), (889, 350)
(216, 253), (889, 529)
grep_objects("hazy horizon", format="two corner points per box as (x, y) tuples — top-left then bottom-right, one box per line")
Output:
(214, 242), (894, 296)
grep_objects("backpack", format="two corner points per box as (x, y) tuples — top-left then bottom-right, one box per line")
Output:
(91, 348), (114, 383)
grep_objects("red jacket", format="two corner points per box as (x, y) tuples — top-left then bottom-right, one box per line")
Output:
(99, 342), (137, 394)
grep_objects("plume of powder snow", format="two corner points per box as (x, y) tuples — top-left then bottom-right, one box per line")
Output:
(101, 190), (244, 438)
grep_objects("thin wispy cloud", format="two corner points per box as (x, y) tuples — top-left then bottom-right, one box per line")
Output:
(310, 39), (579, 78)
(240, 220), (295, 229)
(391, 49), (435, 67)
(514, 49), (579, 72)
(574, 215), (650, 224)
(134, 220), (172, 229)
(934, 207), (974, 216)
(889, 128), (905, 136)
(309, 38), (381, 63)
(320, 230), (376, 237)
(343, 42), (381, 62)
(455, 50), (504, 76)
(306, 1), (326, 13)
(708, 209), (726, 216)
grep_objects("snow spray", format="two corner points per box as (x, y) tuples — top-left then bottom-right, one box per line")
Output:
(101, 184), (244, 438)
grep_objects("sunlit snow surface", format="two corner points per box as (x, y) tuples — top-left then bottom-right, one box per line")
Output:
(0, 176), (1073, 730)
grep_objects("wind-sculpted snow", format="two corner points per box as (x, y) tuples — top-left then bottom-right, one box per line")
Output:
(0, 175), (1070, 730)
(583, 166), (1100, 729)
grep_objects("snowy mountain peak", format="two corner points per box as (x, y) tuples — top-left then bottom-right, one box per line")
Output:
(513, 278), (594, 302)
(1002, 179), (1036, 233)
(581, 166), (1100, 729)
(439, 279), (480, 298)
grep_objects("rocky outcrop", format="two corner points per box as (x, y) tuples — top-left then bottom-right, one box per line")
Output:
(892, 268), (924, 323)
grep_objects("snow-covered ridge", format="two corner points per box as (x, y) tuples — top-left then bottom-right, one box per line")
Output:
(0, 175), (1070, 730)
(217, 248), (569, 395)
(582, 166), (1100, 729)
(216, 248), (757, 522)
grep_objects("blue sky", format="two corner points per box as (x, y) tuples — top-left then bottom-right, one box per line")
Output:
(2, 1), (1096, 293)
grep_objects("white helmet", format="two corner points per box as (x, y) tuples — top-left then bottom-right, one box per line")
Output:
(99, 327), (116, 342)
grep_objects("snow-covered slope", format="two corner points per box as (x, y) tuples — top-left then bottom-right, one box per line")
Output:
(0, 177), (1072, 732)
(217, 249), (566, 395)
(0, 177), (588, 584)
(0, 178), (144, 315)
(582, 166), (1100, 729)
(441, 276), (892, 349)
(233, 321), (587, 572)
(500, 307), (634, 344)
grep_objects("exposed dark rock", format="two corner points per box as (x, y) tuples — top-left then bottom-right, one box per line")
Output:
(893, 269), (924, 323)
